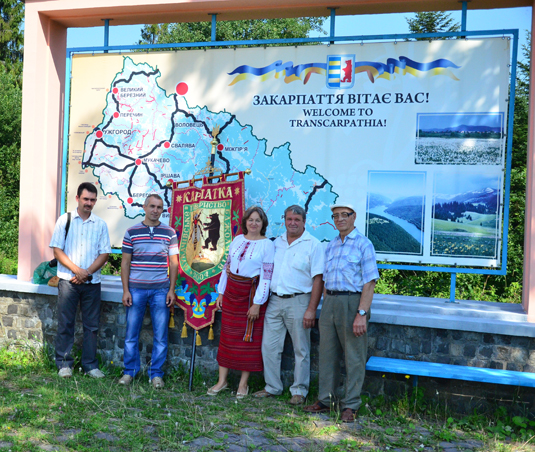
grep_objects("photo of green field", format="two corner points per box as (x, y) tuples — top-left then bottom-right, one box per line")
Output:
(431, 171), (501, 259)
(431, 218), (497, 257)
(415, 112), (505, 165)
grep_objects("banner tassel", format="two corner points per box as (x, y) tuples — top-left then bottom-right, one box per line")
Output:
(208, 325), (214, 341)
(181, 321), (188, 338)
(168, 311), (175, 328)
(196, 330), (202, 346)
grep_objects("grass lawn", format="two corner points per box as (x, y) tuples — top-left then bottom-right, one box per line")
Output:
(1, 343), (534, 451)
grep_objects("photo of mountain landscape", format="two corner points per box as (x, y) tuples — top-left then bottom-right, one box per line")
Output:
(415, 112), (505, 165)
(431, 171), (501, 258)
(366, 171), (426, 255)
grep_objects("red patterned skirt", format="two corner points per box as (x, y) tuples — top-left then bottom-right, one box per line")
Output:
(217, 272), (267, 372)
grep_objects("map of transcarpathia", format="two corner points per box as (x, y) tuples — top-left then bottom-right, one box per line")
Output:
(83, 57), (337, 240)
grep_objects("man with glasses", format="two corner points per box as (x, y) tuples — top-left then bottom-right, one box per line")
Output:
(253, 205), (324, 405)
(304, 202), (379, 422)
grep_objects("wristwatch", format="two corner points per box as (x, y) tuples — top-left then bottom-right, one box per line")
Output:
(358, 309), (367, 316)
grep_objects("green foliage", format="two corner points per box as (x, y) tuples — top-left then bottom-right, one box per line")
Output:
(139, 17), (326, 48)
(0, 64), (21, 263)
(406, 11), (460, 39)
(0, 0), (24, 78)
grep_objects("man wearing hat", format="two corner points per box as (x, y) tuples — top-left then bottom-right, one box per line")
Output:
(304, 202), (379, 422)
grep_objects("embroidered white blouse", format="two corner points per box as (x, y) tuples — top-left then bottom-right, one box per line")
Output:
(217, 234), (275, 305)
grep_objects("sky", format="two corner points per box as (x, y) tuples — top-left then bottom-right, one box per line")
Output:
(368, 171), (426, 199)
(66, 6), (532, 63)
(418, 112), (504, 130)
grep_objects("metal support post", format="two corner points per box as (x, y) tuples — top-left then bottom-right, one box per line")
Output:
(448, 273), (458, 303)
(329, 8), (337, 44)
(461, 1), (469, 32)
(103, 19), (110, 53)
(211, 14), (217, 42)
(188, 332), (197, 391)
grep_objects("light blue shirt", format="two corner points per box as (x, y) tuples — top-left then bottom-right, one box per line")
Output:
(323, 228), (379, 292)
(49, 209), (111, 284)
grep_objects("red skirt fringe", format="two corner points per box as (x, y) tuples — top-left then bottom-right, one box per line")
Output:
(217, 272), (267, 372)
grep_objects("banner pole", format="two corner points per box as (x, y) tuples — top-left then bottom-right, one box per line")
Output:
(188, 332), (197, 391)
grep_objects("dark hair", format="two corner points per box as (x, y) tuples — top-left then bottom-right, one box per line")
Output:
(144, 193), (163, 206)
(242, 206), (269, 236)
(77, 182), (97, 197)
(284, 205), (306, 222)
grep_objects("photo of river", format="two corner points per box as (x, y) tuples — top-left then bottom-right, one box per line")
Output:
(366, 171), (426, 255)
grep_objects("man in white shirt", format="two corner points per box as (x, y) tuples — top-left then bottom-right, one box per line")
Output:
(49, 182), (111, 378)
(253, 205), (324, 405)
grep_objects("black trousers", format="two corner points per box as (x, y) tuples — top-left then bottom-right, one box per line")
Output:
(55, 279), (101, 371)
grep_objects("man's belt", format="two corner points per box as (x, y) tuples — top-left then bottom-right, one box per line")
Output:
(326, 290), (361, 296)
(272, 292), (309, 299)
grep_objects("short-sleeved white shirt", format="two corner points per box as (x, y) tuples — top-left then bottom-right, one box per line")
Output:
(270, 230), (325, 295)
(49, 209), (111, 284)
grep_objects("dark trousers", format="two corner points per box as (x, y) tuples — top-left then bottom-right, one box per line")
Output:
(55, 279), (101, 371)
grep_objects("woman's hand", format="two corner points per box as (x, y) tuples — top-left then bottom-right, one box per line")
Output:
(247, 303), (260, 321)
(216, 294), (224, 310)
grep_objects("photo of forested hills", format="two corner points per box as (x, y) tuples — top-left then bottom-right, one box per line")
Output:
(367, 192), (425, 255)
(431, 184), (500, 258)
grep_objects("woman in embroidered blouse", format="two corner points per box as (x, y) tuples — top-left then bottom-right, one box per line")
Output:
(207, 206), (275, 399)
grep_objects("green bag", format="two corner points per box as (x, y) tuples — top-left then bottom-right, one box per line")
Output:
(32, 261), (57, 285)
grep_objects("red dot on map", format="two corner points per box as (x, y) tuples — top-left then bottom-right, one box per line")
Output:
(135, 159), (141, 165)
(96, 130), (103, 139)
(108, 195), (112, 198)
(217, 144), (224, 151)
(164, 141), (171, 149)
(176, 83), (188, 96)
(85, 170), (88, 173)
(113, 88), (119, 94)
(168, 208), (172, 213)
(127, 198), (133, 204)
(113, 112), (119, 118)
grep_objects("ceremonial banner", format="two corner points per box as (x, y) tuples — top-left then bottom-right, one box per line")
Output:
(170, 173), (245, 330)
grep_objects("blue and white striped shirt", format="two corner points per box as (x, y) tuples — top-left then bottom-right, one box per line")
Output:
(323, 228), (379, 292)
(49, 209), (111, 284)
(122, 222), (179, 290)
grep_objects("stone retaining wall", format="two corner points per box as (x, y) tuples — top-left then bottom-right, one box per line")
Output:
(1, 290), (534, 414)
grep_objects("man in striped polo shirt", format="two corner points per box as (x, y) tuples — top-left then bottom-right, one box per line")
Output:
(119, 194), (179, 389)
(50, 182), (111, 379)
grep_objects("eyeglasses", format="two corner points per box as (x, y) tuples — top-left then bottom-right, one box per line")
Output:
(331, 212), (354, 220)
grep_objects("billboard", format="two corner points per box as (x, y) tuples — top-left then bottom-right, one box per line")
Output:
(68, 38), (509, 267)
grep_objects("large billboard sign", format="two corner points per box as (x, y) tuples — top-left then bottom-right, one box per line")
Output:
(68, 38), (509, 267)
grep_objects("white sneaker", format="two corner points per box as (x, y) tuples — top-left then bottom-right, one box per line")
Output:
(118, 374), (133, 385)
(86, 368), (105, 378)
(151, 377), (164, 389)
(58, 367), (72, 378)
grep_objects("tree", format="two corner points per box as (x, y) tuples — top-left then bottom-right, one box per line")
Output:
(0, 65), (21, 263)
(0, 0), (24, 78)
(406, 11), (460, 40)
(139, 17), (326, 48)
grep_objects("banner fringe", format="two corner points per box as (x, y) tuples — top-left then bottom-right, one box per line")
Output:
(208, 325), (214, 341)
(196, 331), (202, 346)
(181, 321), (188, 338)
(168, 311), (175, 328)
